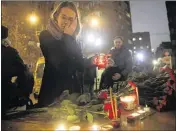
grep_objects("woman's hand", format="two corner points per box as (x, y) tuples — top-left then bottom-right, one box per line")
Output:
(64, 19), (77, 36)
(112, 73), (121, 80)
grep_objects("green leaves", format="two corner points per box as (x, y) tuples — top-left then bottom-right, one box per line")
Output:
(61, 100), (72, 107)
(66, 106), (76, 115)
(86, 112), (94, 123)
(67, 115), (80, 123)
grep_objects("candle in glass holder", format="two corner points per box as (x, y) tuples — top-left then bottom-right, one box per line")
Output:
(144, 105), (150, 112)
(137, 110), (145, 114)
(120, 96), (136, 110)
(127, 113), (140, 123)
(137, 110), (146, 119)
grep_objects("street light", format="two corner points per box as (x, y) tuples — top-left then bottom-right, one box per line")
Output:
(136, 53), (144, 61)
(28, 13), (38, 25)
(132, 38), (136, 41)
(87, 33), (95, 43)
(139, 37), (142, 41)
(152, 60), (158, 65)
(91, 18), (98, 27)
(95, 38), (102, 46)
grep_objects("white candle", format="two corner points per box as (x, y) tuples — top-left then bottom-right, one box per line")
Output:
(144, 105), (150, 112)
(92, 124), (100, 131)
(120, 96), (135, 102)
(120, 96), (136, 110)
(55, 124), (66, 131)
(131, 113), (140, 117)
(137, 110), (146, 114)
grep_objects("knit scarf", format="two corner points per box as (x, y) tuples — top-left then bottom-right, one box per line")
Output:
(47, 18), (63, 40)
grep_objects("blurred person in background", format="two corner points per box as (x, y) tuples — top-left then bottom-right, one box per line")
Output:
(109, 36), (132, 80)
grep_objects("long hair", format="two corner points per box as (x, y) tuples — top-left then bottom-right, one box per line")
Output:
(51, 1), (81, 37)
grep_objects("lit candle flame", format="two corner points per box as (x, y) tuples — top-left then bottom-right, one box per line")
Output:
(92, 124), (100, 130)
(120, 96), (135, 102)
(69, 126), (80, 130)
(137, 110), (145, 114)
(55, 124), (66, 131)
(131, 113), (140, 117)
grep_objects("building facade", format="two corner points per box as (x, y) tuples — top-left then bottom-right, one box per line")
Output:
(166, 1), (176, 68)
(128, 32), (151, 53)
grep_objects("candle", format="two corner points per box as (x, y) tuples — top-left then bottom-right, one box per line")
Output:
(69, 126), (80, 130)
(131, 113), (140, 117)
(137, 110), (145, 114)
(135, 86), (140, 106)
(137, 110), (146, 119)
(112, 119), (120, 128)
(120, 96), (136, 110)
(110, 88), (115, 118)
(127, 113), (140, 123)
(91, 124), (100, 131)
(114, 95), (118, 119)
(55, 124), (66, 131)
(108, 109), (121, 120)
(144, 105), (150, 112)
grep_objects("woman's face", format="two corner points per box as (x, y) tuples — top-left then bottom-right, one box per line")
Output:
(57, 7), (76, 32)
(114, 38), (123, 49)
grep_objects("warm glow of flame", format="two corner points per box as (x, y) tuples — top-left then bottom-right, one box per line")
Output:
(55, 124), (66, 131)
(137, 110), (146, 114)
(120, 96), (135, 102)
(92, 124), (100, 130)
(131, 113), (140, 117)
(69, 126), (80, 130)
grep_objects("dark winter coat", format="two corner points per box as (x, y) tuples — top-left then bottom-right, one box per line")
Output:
(109, 45), (132, 78)
(84, 57), (96, 85)
(1, 44), (33, 114)
(38, 30), (84, 106)
(100, 66), (121, 90)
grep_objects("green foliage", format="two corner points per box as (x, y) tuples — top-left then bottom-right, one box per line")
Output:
(67, 115), (80, 123)
(86, 112), (94, 123)
(60, 100), (72, 107)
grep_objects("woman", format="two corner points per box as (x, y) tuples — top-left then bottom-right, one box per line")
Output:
(38, 2), (84, 107)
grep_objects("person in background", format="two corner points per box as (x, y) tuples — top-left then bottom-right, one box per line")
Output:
(38, 1), (84, 107)
(109, 36), (132, 80)
(1, 25), (34, 118)
(99, 58), (121, 90)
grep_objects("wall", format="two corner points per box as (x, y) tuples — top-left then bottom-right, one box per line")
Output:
(130, 0), (170, 50)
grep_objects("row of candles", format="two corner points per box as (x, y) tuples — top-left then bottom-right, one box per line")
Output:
(55, 105), (151, 131)
(55, 124), (106, 130)
(55, 83), (151, 130)
(127, 105), (151, 123)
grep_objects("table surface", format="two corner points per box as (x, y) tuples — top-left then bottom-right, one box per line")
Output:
(2, 107), (176, 131)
